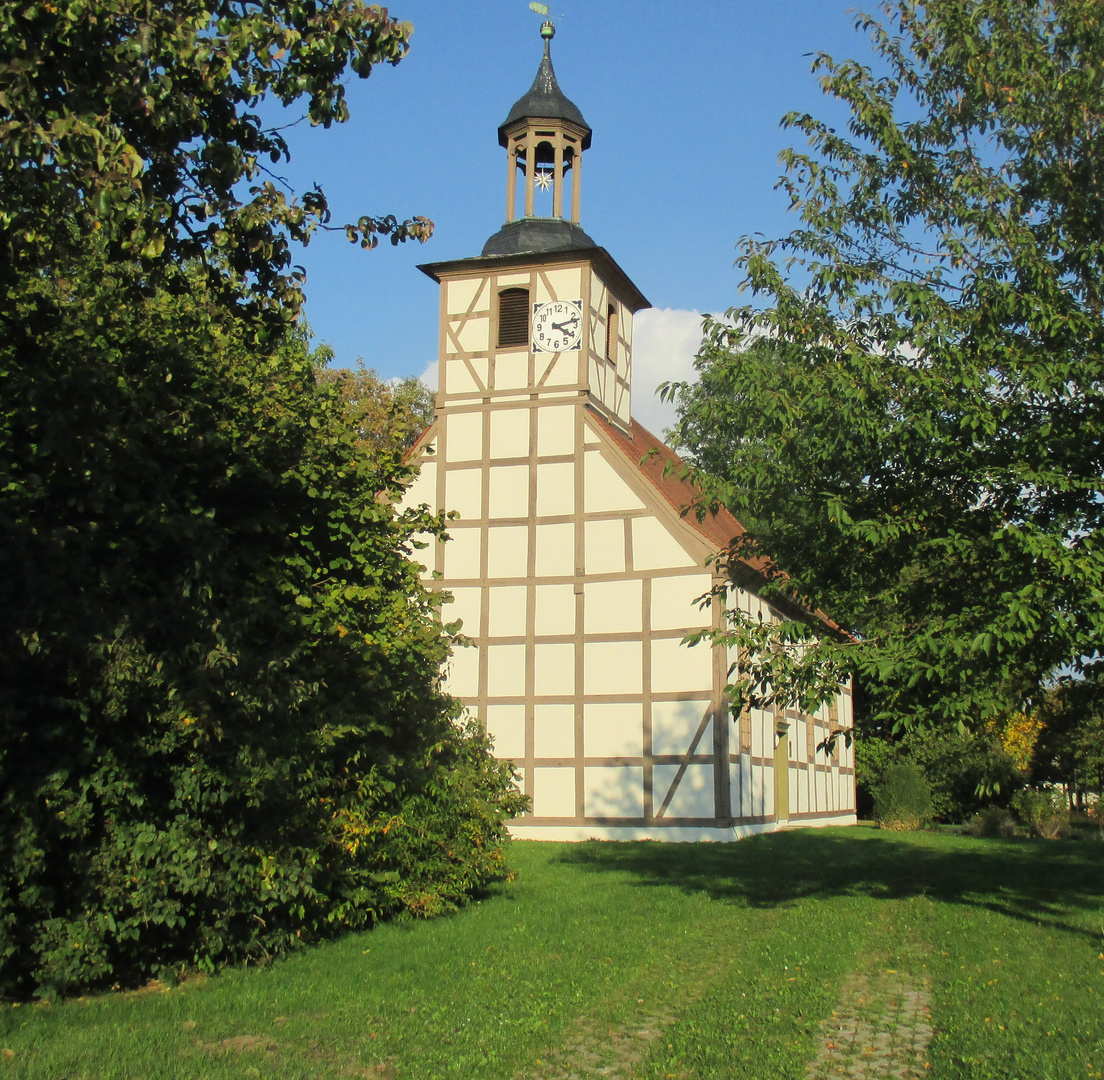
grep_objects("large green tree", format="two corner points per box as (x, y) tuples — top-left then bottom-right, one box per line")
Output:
(0, 2), (524, 999)
(0, 0), (431, 317)
(667, 0), (1104, 730)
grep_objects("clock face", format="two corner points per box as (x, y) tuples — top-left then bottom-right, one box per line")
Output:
(532, 299), (583, 353)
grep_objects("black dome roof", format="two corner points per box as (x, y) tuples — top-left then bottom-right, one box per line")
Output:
(498, 33), (592, 150)
(481, 218), (597, 257)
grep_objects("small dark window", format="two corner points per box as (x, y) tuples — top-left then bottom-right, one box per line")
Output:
(498, 287), (530, 348)
(605, 303), (618, 362)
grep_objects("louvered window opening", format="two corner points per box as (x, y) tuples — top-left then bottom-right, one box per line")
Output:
(498, 288), (530, 347)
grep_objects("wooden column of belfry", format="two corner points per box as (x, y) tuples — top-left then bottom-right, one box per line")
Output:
(399, 19), (857, 840)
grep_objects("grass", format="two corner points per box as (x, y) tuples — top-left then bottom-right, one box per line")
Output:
(1, 827), (1101, 1079)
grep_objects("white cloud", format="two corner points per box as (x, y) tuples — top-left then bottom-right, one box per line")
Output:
(628, 308), (706, 436)
(418, 358), (438, 392)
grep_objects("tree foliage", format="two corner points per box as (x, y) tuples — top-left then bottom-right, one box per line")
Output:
(1032, 677), (1104, 798)
(0, 0), (432, 318)
(856, 726), (1023, 822)
(0, 3), (525, 999)
(316, 362), (436, 457)
(666, 0), (1104, 730)
(0, 254), (525, 999)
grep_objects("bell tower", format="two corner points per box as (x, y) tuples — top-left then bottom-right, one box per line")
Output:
(419, 21), (647, 431)
(499, 21), (590, 234)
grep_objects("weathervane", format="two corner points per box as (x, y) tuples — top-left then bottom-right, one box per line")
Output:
(528, 2), (564, 33)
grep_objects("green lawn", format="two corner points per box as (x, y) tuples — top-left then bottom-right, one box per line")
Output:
(2, 827), (1102, 1079)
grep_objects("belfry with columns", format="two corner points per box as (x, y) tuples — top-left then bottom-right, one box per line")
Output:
(402, 23), (856, 839)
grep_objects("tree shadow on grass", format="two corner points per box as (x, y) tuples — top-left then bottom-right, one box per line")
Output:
(552, 828), (1104, 945)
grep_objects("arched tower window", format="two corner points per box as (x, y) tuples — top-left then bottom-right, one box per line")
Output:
(498, 287), (530, 347)
(605, 303), (618, 362)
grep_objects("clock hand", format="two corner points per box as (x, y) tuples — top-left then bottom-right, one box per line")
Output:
(551, 317), (580, 334)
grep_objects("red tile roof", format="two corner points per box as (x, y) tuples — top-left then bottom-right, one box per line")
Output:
(589, 409), (845, 635)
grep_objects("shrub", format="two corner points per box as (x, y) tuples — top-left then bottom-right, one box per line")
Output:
(967, 806), (1017, 838)
(1011, 788), (1070, 840)
(1088, 799), (1104, 840)
(872, 762), (933, 831)
(854, 736), (900, 819)
(0, 264), (527, 1000)
(900, 727), (1023, 822)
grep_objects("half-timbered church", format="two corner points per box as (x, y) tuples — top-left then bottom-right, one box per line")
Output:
(402, 22), (856, 839)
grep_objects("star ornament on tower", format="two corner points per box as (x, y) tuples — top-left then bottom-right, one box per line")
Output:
(534, 169), (553, 191)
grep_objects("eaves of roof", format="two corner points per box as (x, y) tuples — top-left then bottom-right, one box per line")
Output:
(587, 409), (848, 637)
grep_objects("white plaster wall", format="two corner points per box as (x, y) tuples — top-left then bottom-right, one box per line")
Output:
(650, 636), (713, 694)
(534, 583), (575, 635)
(534, 642), (575, 696)
(496, 353), (531, 392)
(584, 640), (642, 695)
(538, 267), (582, 302)
(584, 766), (644, 818)
(537, 405), (575, 456)
(444, 644), (479, 699)
(399, 460), (436, 511)
(583, 578), (642, 634)
(584, 452), (645, 514)
(489, 408), (530, 459)
(443, 359), (480, 397)
(655, 764), (715, 819)
(538, 354), (577, 388)
(487, 584), (527, 638)
(588, 359), (605, 402)
(632, 517), (695, 571)
(486, 526), (528, 578)
(535, 522), (574, 577)
(487, 644), (526, 697)
(583, 702), (644, 757)
(444, 467), (482, 520)
(446, 277), (485, 315)
(615, 387), (631, 425)
(456, 317), (489, 354)
(650, 573), (712, 631)
(444, 586), (481, 635)
(534, 704), (575, 758)
(533, 767), (575, 817)
(486, 704), (525, 759)
(445, 411), (482, 462)
(583, 518), (625, 574)
(488, 464), (529, 519)
(652, 699), (712, 756)
(535, 462), (574, 517)
(731, 758), (752, 818)
(753, 707), (772, 760)
(442, 527), (481, 580)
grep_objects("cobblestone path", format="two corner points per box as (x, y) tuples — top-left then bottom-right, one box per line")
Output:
(806, 965), (934, 1079)
(515, 1006), (677, 1080)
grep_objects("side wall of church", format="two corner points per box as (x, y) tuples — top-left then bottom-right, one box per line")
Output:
(725, 589), (856, 825)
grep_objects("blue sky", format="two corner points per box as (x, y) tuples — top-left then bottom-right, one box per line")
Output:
(275, 1), (869, 429)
